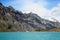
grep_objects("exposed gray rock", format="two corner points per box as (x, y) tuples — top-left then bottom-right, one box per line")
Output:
(0, 3), (60, 32)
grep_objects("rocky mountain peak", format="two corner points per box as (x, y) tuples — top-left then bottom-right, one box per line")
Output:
(0, 3), (60, 32)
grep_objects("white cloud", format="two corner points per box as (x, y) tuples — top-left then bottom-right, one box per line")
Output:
(20, 0), (50, 18)
(49, 3), (60, 22)
(9, 0), (50, 18)
(9, 0), (60, 22)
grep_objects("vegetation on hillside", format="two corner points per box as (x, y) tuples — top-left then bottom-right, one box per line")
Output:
(0, 19), (18, 32)
(35, 27), (60, 32)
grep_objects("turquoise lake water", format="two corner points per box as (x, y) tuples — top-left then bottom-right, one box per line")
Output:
(0, 32), (60, 40)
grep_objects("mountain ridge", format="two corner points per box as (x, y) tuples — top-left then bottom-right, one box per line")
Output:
(0, 3), (60, 32)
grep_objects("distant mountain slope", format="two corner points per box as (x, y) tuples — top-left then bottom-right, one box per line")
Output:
(0, 3), (60, 32)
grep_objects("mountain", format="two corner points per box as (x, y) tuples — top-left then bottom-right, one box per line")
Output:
(0, 3), (60, 32)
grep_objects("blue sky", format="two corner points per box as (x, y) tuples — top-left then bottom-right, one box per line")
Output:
(0, 0), (60, 22)
(0, 0), (60, 9)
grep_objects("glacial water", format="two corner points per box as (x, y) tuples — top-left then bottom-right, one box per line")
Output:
(0, 32), (60, 40)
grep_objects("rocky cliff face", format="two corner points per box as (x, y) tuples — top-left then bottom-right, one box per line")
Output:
(0, 3), (60, 32)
